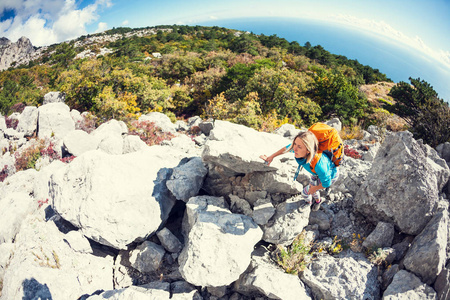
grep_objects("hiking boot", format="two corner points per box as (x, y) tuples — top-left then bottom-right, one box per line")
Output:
(311, 200), (322, 211)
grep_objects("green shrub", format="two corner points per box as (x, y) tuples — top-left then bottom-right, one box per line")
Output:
(367, 247), (389, 267)
(14, 141), (44, 172)
(275, 233), (313, 274)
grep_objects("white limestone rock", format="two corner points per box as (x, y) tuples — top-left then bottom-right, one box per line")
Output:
(37, 102), (75, 139)
(179, 196), (263, 287)
(50, 147), (186, 250)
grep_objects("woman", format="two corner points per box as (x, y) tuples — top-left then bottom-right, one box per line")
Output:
(260, 131), (339, 211)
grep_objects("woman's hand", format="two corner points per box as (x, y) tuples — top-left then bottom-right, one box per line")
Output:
(308, 183), (323, 195)
(259, 154), (273, 165)
(260, 146), (287, 166)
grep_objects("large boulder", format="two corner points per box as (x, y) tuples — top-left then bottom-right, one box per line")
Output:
(300, 251), (380, 300)
(162, 134), (202, 157)
(202, 120), (292, 174)
(403, 208), (448, 285)
(38, 102), (75, 139)
(122, 134), (148, 154)
(90, 119), (128, 155)
(0, 168), (37, 205)
(91, 119), (128, 139)
(333, 156), (372, 195)
(0, 191), (38, 243)
(139, 112), (176, 134)
(49, 146), (186, 250)
(178, 196), (262, 287)
(63, 130), (100, 157)
(43, 91), (65, 104)
(166, 157), (208, 202)
(16, 106), (38, 136)
(1, 213), (113, 300)
(129, 241), (166, 273)
(86, 281), (202, 299)
(383, 270), (437, 299)
(274, 123), (301, 139)
(362, 221), (395, 249)
(202, 120), (302, 198)
(234, 247), (311, 299)
(355, 131), (450, 235)
(262, 195), (311, 245)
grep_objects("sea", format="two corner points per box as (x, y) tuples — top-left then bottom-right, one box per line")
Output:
(196, 17), (450, 103)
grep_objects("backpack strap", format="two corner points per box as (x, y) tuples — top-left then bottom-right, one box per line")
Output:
(309, 153), (322, 175)
(294, 153), (322, 181)
(294, 165), (303, 181)
(331, 142), (344, 165)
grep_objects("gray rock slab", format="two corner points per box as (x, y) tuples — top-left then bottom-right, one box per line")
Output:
(263, 195), (310, 245)
(383, 270), (437, 300)
(362, 221), (395, 249)
(38, 102), (75, 139)
(1, 213), (113, 300)
(301, 251), (380, 300)
(50, 147), (185, 250)
(403, 209), (448, 285)
(355, 131), (450, 235)
(179, 196), (262, 287)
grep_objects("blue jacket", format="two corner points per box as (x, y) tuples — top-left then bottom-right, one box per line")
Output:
(287, 145), (338, 188)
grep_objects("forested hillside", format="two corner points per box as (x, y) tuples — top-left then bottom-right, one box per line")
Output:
(1, 25), (449, 145)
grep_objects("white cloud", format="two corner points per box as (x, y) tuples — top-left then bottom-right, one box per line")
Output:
(0, 0), (111, 46)
(121, 20), (129, 26)
(209, 15), (218, 20)
(96, 22), (108, 33)
(332, 14), (450, 70)
(7, 15), (58, 44)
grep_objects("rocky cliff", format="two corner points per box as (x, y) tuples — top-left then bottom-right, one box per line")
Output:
(0, 94), (449, 299)
(0, 37), (35, 71)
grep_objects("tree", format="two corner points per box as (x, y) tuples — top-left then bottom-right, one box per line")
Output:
(51, 42), (76, 67)
(0, 79), (20, 113)
(229, 34), (259, 56)
(388, 77), (450, 146)
(312, 68), (367, 124)
(246, 67), (320, 126)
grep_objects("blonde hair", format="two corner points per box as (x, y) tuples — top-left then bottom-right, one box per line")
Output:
(287, 131), (318, 163)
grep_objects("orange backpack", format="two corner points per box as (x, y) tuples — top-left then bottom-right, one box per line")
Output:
(294, 122), (344, 179)
(309, 122), (344, 169)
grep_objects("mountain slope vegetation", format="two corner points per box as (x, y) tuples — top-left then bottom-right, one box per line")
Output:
(0, 25), (448, 145)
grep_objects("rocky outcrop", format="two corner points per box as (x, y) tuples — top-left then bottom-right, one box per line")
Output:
(1, 107), (450, 300)
(355, 131), (450, 235)
(43, 91), (66, 105)
(38, 102), (75, 139)
(383, 270), (437, 299)
(1, 211), (114, 300)
(49, 147), (185, 250)
(301, 251), (380, 300)
(403, 208), (448, 285)
(0, 37), (35, 71)
(179, 196), (262, 287)
(234, 247), (311, 299)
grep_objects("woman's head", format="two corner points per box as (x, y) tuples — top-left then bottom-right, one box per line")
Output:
(289, 131), (318, 163)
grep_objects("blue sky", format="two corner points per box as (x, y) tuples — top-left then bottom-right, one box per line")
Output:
(0, 0), (449, 98)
